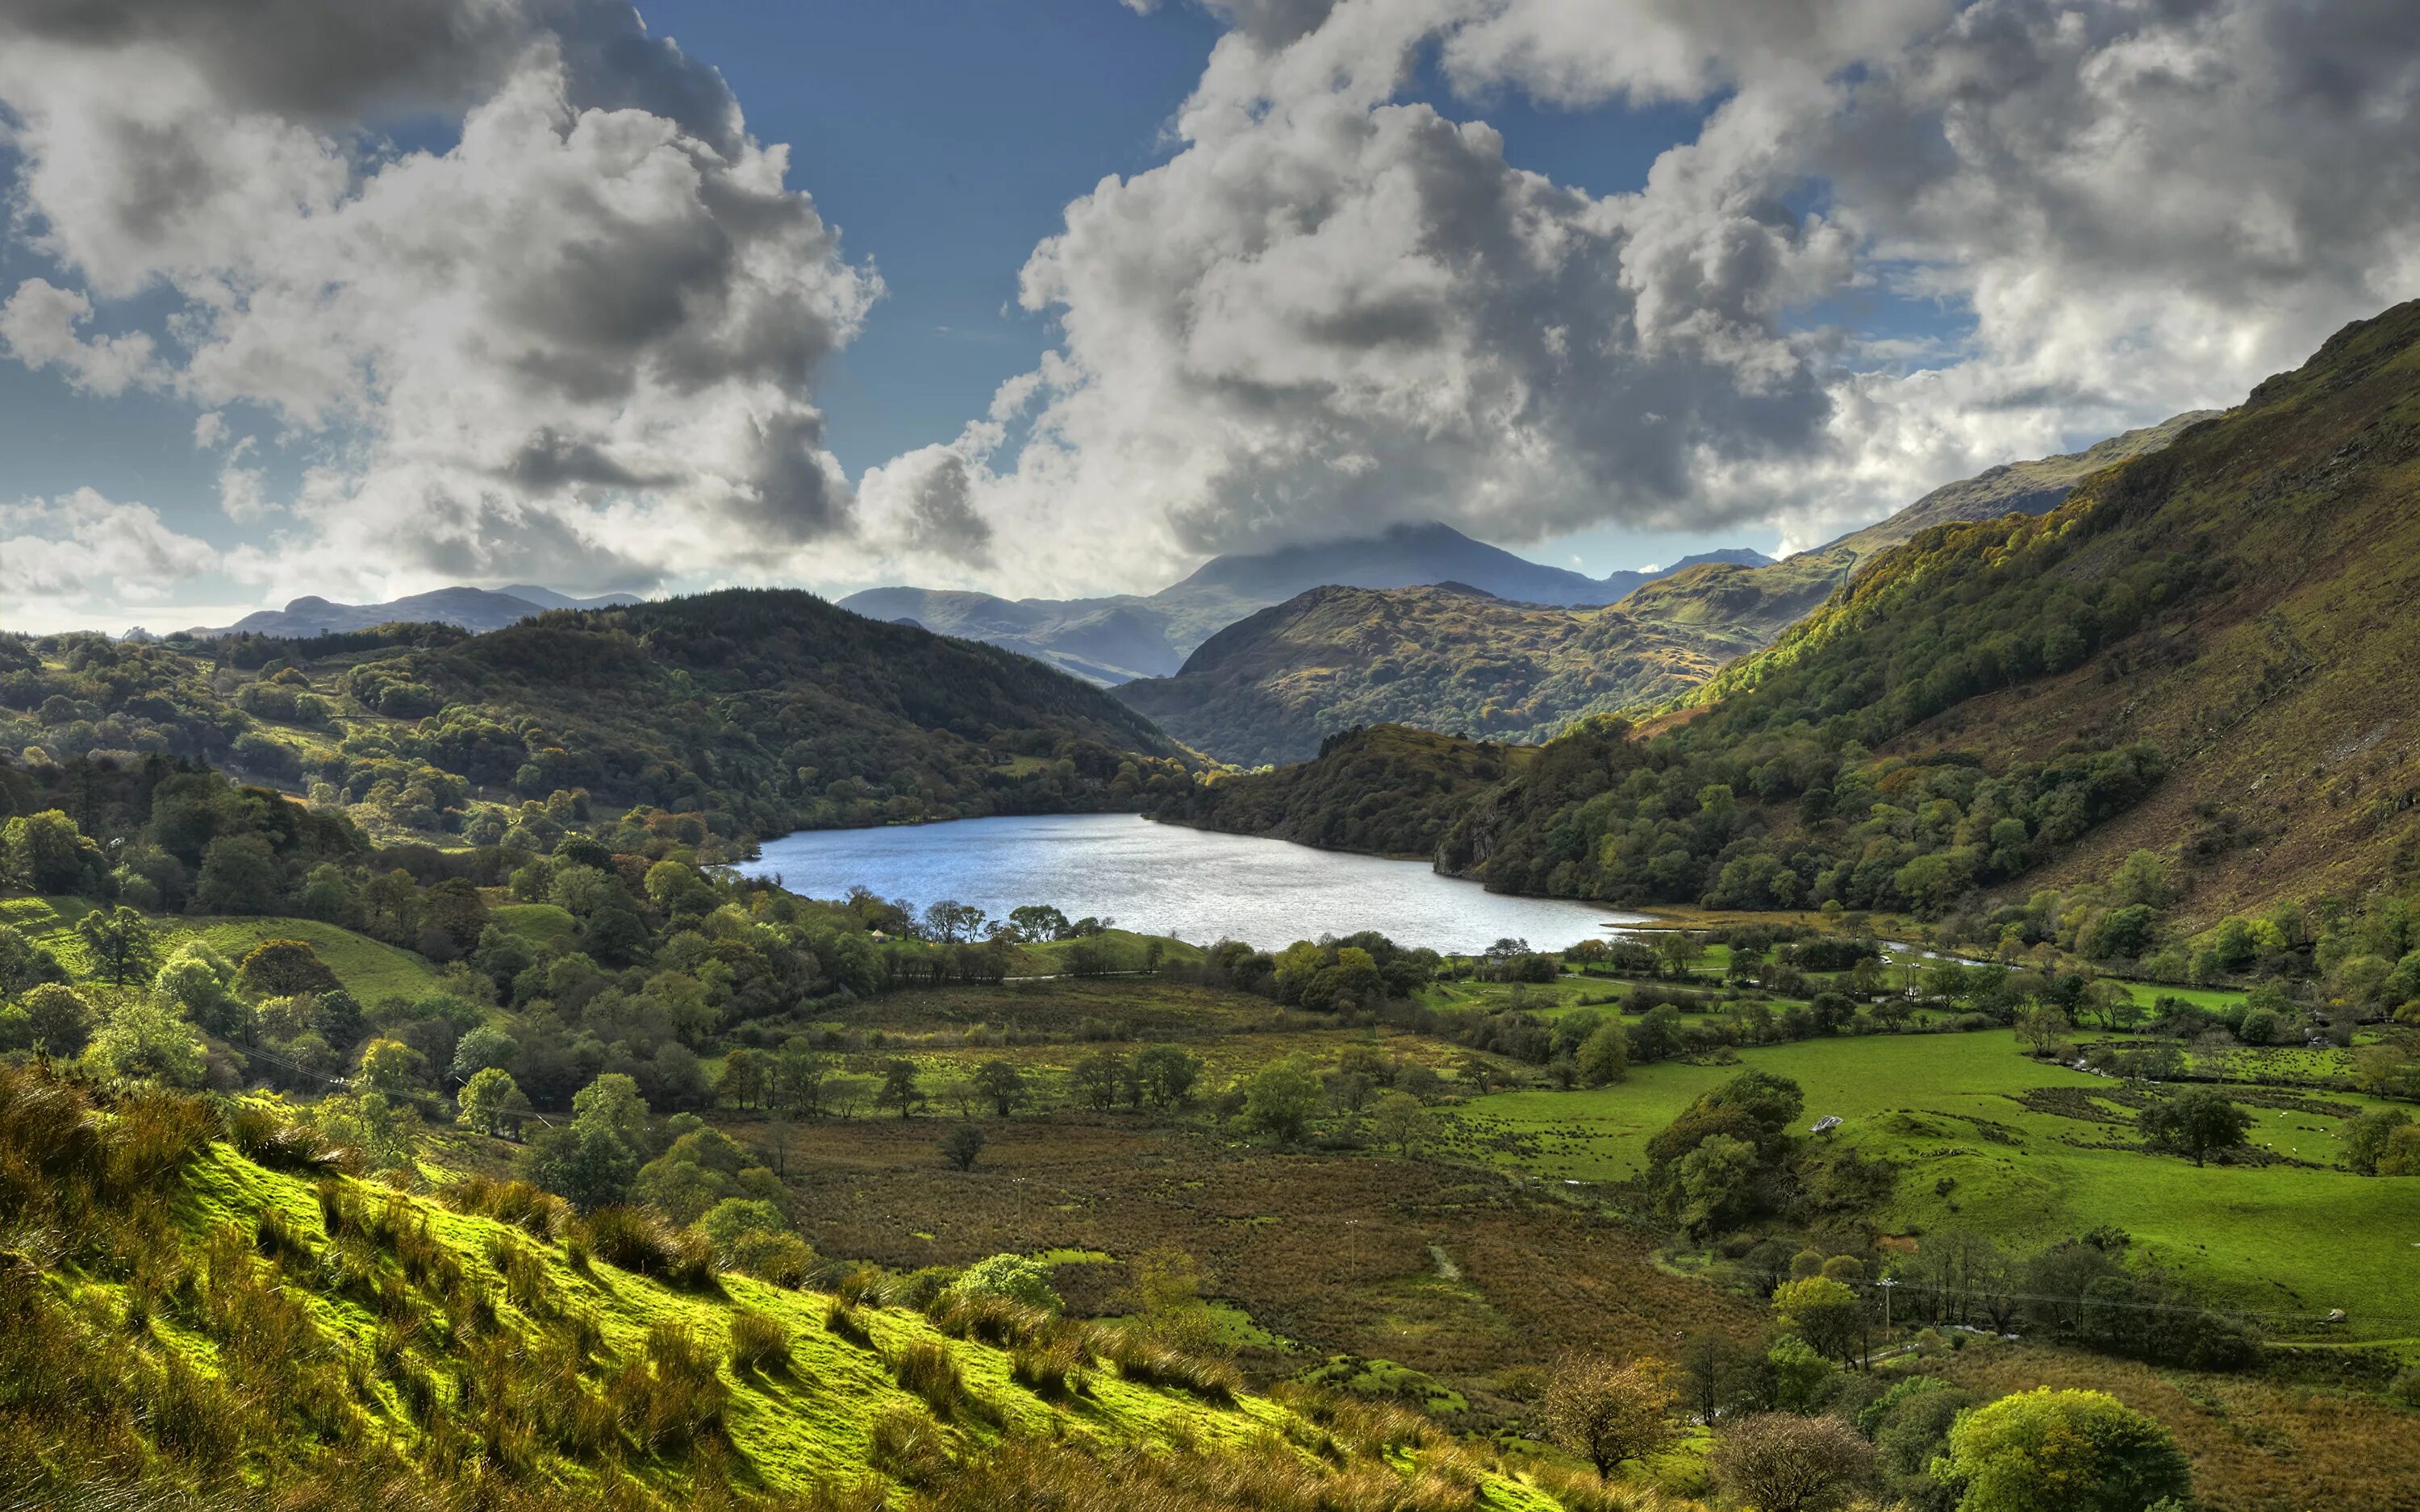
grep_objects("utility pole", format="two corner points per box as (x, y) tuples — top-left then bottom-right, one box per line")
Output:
(1879, 1277), (1898, 1333)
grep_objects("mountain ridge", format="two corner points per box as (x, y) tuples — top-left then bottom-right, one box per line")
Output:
(180, 584), (644, 639)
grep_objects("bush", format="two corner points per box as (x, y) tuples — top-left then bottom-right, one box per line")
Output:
(949, 1252), (1062, 1311)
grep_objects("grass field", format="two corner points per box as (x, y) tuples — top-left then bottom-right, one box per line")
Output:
(489, 902), (579, 949)
(1443, 1029), (2420, 1336)
(2, 895), (445, 1004)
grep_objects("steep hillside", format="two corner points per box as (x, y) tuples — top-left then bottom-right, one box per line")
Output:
(1150, 723), (1529, 855)
(1817, 409), (2221, 568)
(0, 1067), (1571, 1510)
(1116, 584), (1760, 765)
(3, 589), (1195, 850)
(1160, 301), (2420, 928)
(840, 525), (1771, 685)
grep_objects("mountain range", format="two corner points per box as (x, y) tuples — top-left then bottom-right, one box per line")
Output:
(838, 527), (1771, 684)
(1156, 300), (2420, 921)
(177, 584), (644, 639)
(1113, 413), (2211, 765)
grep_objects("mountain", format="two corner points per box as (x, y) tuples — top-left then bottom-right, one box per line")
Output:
(1114, 581), (1770, 766)
(181, 584), (643, 639)
(1120, 414), (2220, 766)
(837, 525), (1772, 685)
(9, 588), (1194, 844)
(1155, 299), (2420, 925)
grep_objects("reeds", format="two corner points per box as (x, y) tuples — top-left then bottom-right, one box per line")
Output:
(728, 1306), (792, 1375)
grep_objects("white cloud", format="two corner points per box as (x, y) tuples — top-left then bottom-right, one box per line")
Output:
(0, 277), (165, 395)
(861, 0), (2420, 589)
(0, 489), (221, 625)
(0, 0), (880, 601)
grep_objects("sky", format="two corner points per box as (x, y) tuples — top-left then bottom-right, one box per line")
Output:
(2, 0), (2418, 633)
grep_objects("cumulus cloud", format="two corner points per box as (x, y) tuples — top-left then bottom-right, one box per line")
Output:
(0, 489), (220, 615)
(869, 0), (2420, 588)
(0, 278), (165, 395)
(0, 0), (877, 599)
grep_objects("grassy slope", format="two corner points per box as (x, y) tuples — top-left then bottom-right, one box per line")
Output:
(100, 1131), (1572, 1509)
(1688, 303), (2420, 918)
(1116, 584), (1755, 765)
(2, 895), (444, 1002)
(1443, 1030), (2417, 1335)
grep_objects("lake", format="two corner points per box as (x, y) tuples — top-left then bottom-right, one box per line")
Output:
(734, 813), (1642, 953)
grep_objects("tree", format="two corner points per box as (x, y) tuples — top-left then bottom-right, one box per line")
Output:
(1008, 904), (1070, 941)
(236, 939), (343, 999)
(1542, 1354), (1675, 1480)
(0, 922), (65, 998)
(153, 948), (244, 1039)
(23, 983), (94, 1057)
(74, 906), (159, 987)
(1576, 1019), (1629, 1085)
(940, 1123), (987, 1171)
(572, 1073), (652, 1148)
(2136, 1087), (2252, 1167)
(700, 1198), (814, 1284)
(448, 1024), (519, 1085)
(1241, 1056), (1324, 1143)
(971, 1060), (1029, 1118)
(2345, 1108), (2415, 1175)
(1771, 1277), (1864, 1362)
(1131, 1043), (1202, 1108)
(717, 1047), (766, 1110)
(1935, 1388), (2192, 1512)
(457, 1067), (527, 1136)
(86, 995), (206, 1087)
(2014, 1002), (2071, 1057)
(1675, 1133), (1760, 1238)
(5, 810), (94, 893)
(196, 834), (282, 915)
(357, 1037), (430, 1093)
(1369, 1090), (1436, 1156)
(1070, 1050), (1125, 1112)
(632, 1128), (782, 1226)
(880, 1058), (922, 1118)
(520, 1121), (639, 1210)
(923, 899), (987, 943)
(1709, 1414), (1874, 1512)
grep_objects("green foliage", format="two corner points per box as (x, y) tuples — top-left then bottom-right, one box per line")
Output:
(1936, 1387), (2193, 1512)
(1241, 1055), (1323, 1143)
(2136, 1086), (2254, 1167)
(952, 1253), (1063, 1312)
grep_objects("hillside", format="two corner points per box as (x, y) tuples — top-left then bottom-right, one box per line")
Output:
(1150, 723), (1530, 855)
(1108, 422), (2214, 766)
(840, 525), (1771, 685)
(180, 584), (644, 639)
(0, 1065), (1571, 1510)
(1115, 583), (1764, 765)
(1817, 410), (2221, 568)
(3, 588), (1195, 851)
(1159, 299), (2420, 931)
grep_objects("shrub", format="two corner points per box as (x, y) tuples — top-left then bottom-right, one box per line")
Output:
(948, 1252), (1062, 1312)
(1711, 1413), (1875, 1512)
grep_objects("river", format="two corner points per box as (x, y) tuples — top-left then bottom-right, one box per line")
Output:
(734, 813), (1641, 953)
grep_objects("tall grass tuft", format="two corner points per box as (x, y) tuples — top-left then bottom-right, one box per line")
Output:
(824, 1299), (874, 1349)
(866, 1405), (953, 1488)
(444, 1173), (568, 1239)
(606, 1320), (729, 1454)
(891, 1339), (966, 1414)
(728, 1306), (792, 1375)
(577, 1206), (716, 1289)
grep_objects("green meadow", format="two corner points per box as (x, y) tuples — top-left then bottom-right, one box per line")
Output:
(1446, 1029), (2420, 1338)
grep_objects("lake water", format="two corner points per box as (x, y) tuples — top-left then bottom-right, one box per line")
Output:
(735, 813), (1642, 953)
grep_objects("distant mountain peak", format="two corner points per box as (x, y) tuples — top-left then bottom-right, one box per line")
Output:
(178, 584), (641, 639)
